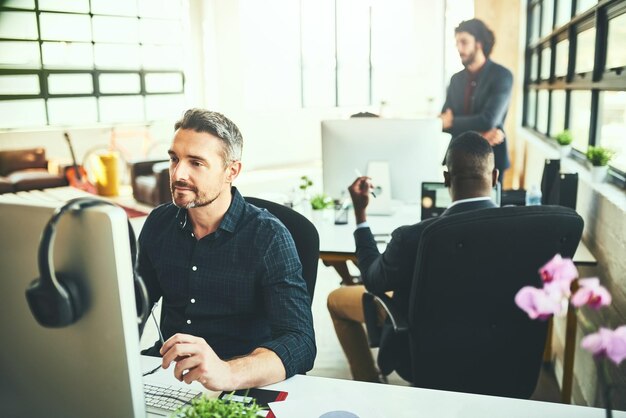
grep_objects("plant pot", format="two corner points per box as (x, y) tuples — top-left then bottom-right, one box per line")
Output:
(311, 208), (333, 224)
(590, 165), (608, 183)
(559, 145), (572, 159)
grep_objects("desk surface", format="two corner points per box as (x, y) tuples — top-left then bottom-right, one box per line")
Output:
(315, 202), (597, 266)
(141, 356), (622, 418)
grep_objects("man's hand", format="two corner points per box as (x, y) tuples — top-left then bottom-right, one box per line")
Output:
(439, 108), (454, 130)
(348, 176), (373, 224)
(481, 128), (505, 146)
(160, 333), (232, 391)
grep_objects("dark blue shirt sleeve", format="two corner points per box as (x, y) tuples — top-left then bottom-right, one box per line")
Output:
(258, 224), (316, 377)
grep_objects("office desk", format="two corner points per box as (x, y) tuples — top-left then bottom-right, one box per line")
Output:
(142, 356), (622, 418)
(316, 203), (597, 284)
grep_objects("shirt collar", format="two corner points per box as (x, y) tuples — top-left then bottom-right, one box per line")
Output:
(448, 196), (492, 208)
(174, 186), (244, 234)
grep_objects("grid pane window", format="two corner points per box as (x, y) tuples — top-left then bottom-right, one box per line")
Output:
(550, 90), (567, 136)
(4, 0), (35, 9)
(0, 74), (40, 95)
(606, 13), (626, 70)
(0, 11), (38, 39)
(555, 0), (572, 27)
(47, 74), (93, 94)
(0, 2), (186, 128)
(525, 0), (626, 184)
(575, 28), (595, 74)
(541, 48), (551, 80)
(92, 16), (140, 43)
(570, 91), (592, 151)
(39, 13), (92, 42)
(38, 0), (89, 13)
(576, 0), (597, 14)
(42, 42), (94, 69)
(555, 39), (569, 77)
(530, 5), (541, 43)
(541, 0), (554, 38)
(530, 51), (538, 81)
(527, 90), (537, 128)
(0, 41), (40, 68)
(599, 91), (626, 171)
(537, 90), (550, 134)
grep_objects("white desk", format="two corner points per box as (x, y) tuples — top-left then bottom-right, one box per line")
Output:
(142, 356), (622, 418)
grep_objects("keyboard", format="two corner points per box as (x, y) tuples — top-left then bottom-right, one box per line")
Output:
(144, 382), (203, 414)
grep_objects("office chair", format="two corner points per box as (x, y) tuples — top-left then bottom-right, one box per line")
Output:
(363, 205), (584, 398)
(245, 197), (319, 303)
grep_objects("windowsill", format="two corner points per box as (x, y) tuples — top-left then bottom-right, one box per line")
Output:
(519, 127), (626, 212)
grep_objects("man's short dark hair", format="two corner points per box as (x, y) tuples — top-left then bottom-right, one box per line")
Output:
(455, 19), (495, 58)
(446, 131), (494, 179)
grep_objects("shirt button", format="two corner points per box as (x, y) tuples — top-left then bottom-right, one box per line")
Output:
(192, 266), (197, 271)
(190, 298), (196, 303)
(186, 319), (191, 324)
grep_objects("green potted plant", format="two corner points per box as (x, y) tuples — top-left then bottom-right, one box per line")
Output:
(310, 193), (334, 223)
(555, 130), (573, 159)
(176, 394), (262, 417)
(586, 146), (615, 182)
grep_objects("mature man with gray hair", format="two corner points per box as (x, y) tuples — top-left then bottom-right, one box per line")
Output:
(137, 108), (316, 391)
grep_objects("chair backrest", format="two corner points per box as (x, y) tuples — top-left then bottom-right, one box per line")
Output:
(408, 205), (583, 398)
(244, 197), (319, 303)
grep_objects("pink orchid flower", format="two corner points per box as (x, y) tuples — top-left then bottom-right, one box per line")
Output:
(571, 278), (612, 310)
(539, 254), (578, 298)
(581, 326), (626, 365)
(514, 286), (564, 320)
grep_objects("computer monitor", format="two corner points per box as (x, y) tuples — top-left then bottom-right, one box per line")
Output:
(420, 181), (501, 220)
(321, 118), (447, 204)
(0, 200), (145, 418)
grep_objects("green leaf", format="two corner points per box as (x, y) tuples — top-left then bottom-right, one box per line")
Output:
(173, 394), (263, 418)
(554, 130), (573, 146)
(586, 146), (615, 166)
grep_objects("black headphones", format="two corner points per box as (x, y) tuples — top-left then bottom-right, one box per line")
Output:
(25, 197), (149, 330)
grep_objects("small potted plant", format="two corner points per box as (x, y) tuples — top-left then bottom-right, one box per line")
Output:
(586, 146), (615, 182)
(310, 193), (334, 223)
(555, 130), (573, 159)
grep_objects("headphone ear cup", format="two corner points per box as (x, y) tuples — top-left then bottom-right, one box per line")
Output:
(56, 273), (85, 323)
(25, 276), (78, 328)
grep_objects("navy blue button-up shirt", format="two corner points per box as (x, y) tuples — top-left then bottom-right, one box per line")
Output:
(137, 187), (316, 377)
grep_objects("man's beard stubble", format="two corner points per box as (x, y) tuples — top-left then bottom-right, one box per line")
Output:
(171, 180), (220, 209)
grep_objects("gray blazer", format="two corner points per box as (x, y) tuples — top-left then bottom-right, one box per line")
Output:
(442, 60), (513, 173)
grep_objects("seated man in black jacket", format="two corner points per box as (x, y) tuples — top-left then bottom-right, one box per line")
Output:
(327, 131), (498, 382)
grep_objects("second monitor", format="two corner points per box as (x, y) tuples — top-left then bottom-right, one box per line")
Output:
(321, 118), (448, 204)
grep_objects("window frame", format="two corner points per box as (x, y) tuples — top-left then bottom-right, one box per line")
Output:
(524, 0), (626, 188)
(0, 2), (185, 127)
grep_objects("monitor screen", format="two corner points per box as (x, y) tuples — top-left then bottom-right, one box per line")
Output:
(0, 199), (144, 418)
(321, 118), (448, 203)
(421, 182), (501, 220)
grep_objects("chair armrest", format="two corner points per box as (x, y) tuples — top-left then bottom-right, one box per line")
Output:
(362, 291), (408, 348)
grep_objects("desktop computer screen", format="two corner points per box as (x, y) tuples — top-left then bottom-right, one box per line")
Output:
(0, 200), (145, 418)
(321, 118), (448, 204)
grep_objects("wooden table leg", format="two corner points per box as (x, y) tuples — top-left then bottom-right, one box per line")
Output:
(320, 253), (361, 286)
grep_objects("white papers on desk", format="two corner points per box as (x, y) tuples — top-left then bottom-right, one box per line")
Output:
(269, 394), (385, 418)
